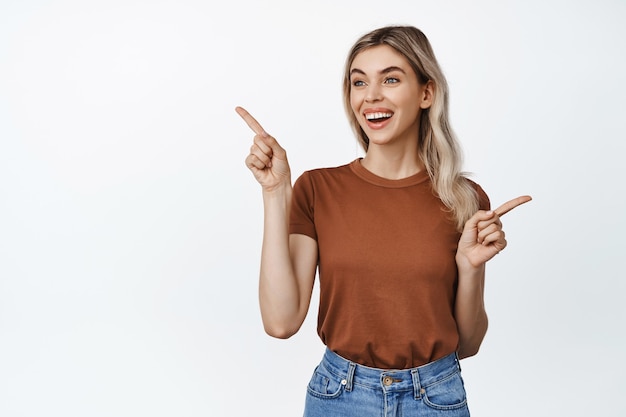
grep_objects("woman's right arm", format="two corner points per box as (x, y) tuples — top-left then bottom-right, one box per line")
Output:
(236, 107), (318, 339)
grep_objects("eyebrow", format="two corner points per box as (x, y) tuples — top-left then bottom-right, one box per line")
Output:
(350, 66), (407, 77)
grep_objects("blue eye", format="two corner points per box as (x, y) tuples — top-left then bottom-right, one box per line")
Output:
(384, 77), (399, 84)
(353, 80), (365, 87)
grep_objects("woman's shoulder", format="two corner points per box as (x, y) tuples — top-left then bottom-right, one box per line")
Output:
(463, 177), (491, 211)
(296, 160), (357, 180)
(292, 161), (358, 199)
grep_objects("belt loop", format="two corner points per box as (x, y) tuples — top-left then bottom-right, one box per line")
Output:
(411, 369), (422, 399)
(455, 352), (462, 372)
(345, 362), (356, 392)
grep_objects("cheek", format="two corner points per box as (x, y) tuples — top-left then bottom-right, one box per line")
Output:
(395, 94), (421, 120)
(349, 92), (361, 116)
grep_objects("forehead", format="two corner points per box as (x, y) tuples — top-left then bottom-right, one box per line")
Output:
(350, 44), (411, 72)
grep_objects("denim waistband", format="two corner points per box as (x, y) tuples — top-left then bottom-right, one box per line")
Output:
(319, 348), (461, 394)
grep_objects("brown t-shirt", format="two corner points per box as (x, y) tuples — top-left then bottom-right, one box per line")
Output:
(289, 159), (490, 369)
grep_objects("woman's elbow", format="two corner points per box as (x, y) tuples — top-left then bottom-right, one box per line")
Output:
(263, 322), (300, 339)
(458, 322), (488, 359)
(458, 344), (481, 360)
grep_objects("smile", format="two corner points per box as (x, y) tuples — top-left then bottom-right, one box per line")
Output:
(365, 112), (393, 122)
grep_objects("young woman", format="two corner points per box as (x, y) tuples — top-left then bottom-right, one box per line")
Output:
(236, 25), (530, 417)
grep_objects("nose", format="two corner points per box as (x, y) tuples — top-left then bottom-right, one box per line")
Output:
(365, 84), (382, 102)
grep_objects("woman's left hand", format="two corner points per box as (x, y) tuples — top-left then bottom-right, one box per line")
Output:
(456, 195), (532, 269)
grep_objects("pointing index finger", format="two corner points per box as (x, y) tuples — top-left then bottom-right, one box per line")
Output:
(235, 106), (268, 136)
(493, 195), (532, 217)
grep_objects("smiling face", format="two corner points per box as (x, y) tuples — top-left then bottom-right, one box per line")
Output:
(349, 45), (432, 149)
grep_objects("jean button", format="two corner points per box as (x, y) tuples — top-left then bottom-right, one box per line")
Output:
(383, 376), (393, 386)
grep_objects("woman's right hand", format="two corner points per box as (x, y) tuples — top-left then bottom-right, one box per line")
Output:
(236, 106), (291, 191)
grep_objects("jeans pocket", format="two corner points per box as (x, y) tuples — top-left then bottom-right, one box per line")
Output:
(422, 371), (468, 411)
(306, 365), (346, 399)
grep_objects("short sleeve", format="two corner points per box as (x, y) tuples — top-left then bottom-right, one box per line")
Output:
(466, 178), (490, 211)
(289, 171), (318, 240)
(475, 183), (491, 211)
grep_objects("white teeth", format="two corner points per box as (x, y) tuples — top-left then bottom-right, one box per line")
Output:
(365, 112), (392, 120)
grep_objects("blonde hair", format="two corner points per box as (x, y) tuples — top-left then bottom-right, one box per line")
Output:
(342, 26), (478, 230)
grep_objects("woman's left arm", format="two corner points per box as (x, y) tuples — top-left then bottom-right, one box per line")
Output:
(454, 261), (488, 359)
(454, 196), (532, 359)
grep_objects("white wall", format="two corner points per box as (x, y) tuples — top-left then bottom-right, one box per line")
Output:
(1, 0), (624, 416)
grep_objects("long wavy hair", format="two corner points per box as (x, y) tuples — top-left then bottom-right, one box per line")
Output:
(342, 26), (478, 231)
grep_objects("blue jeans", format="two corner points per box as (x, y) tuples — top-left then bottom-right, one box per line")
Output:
(304, 349), (470, 417)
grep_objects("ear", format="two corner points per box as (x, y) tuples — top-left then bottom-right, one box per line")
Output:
(419, 80), (434, 109)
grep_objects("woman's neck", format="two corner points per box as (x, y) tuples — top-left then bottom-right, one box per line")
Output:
(360, 143), (423, 180)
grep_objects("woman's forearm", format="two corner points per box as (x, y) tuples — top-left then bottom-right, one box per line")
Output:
(258, 184), (313, 339)
(454, 261), (488, 359)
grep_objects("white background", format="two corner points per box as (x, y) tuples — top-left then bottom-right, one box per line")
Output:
(1, 0), (625, 416)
